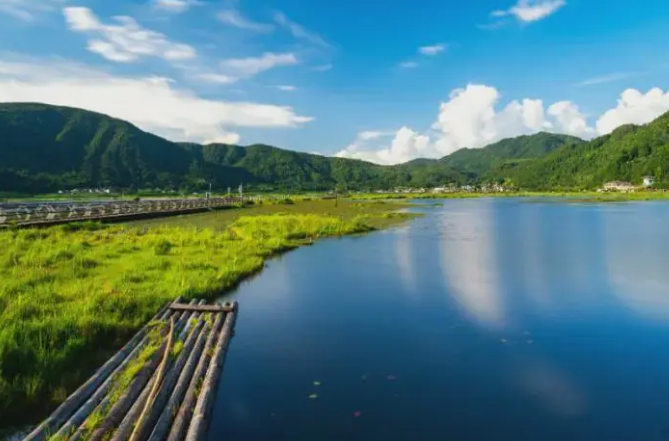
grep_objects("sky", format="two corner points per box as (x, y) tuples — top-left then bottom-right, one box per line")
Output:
(1, 0), (669, 164)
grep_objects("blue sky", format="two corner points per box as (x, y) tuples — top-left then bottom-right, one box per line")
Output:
(1, 0), (669, 164)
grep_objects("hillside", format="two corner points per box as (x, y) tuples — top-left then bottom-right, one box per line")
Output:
(0, 102), (587, 193)
(503, 114), (669, 189)
(441, 132), (584, 178)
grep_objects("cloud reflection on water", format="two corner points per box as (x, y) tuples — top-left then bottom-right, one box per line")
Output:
(394, 225), (418, 296)
(603, 205), (669, 321)
(438, 200), (505, 330)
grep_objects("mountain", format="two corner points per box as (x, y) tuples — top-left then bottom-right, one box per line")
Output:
(0, 102), (586, 193)
(440, 132), (585, 180)
(502, 114), (669, 189)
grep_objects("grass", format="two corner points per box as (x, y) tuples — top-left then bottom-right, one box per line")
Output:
(0, 199), (415, 433)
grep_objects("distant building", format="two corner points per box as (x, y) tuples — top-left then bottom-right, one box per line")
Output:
(602, 181), (635, 192)
(643, 176), (654, 187)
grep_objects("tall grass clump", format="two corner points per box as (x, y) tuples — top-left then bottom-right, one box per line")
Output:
(0, 211), (396, 430)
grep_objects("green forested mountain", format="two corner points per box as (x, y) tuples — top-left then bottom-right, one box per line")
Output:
(442, 132), (584, 178)
(502, 114), (669, 189)
(4, 102), (666, 193)
(0, 103), (467, 192)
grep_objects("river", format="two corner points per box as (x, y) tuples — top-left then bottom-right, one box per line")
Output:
(209, 198), (669, 441)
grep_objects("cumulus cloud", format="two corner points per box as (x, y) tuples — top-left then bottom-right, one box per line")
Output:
(0, 0), (63, 21)
(217, 9), (274, 32)
(273, 12), (331, 48)
(63, 7), (197, 63)
(336, 84), (669, 165)
(0, 58), (312, 144)
(419, 44), (447, 56)
(547, 101), (595, 137)
(597, 88), (669, 135)
(220, 52), (298, 77)
(151, 0), (202, 13)
(492, 0), (565, 23)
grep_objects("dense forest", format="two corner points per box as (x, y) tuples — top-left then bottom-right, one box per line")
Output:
(1, 102), (667, 193)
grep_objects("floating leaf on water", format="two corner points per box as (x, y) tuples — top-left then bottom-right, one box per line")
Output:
(527, 339), (534, 344)
(386, 375), (397, 381)
(500, 338), (508, 344)
(313, 381), (321, 386)
(361, 375), (368, 381)
(308, 393), (318, 400)
(353, 411), (362, 418)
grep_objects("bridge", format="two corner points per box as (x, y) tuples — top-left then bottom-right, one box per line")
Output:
(22, 298), (239, 441)
(0, 198), (243, 227)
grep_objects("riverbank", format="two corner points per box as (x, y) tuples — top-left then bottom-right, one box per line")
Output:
(347, 191), (669, 202)
(0, 199), (415, 433)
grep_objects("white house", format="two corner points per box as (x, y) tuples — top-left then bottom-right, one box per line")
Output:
(602, 181), (635, 192)
(643, 176), (654, 187)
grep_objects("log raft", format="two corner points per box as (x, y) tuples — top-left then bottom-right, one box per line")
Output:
(22, 299), (239, 441)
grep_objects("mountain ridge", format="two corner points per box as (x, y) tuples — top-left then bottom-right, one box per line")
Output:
(4, 101), (659, 192)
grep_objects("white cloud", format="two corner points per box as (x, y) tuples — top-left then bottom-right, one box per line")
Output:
(547, 101), (595, 137)
(312, 64), (332, 72)
(273, 12), (331, 48)
(274, 85), (297, 92)
(0, 58), (312, 144)
(191, 72), (237, 84)
(576, 71), (640, 87)
(419, 44), (447, 56)
(220, 52), (298, 77)
(151, 0), (202, 13)
(493, 0), (565, 23)
(0, 0), (63, 21)
(336, 84), (669, 165)
(400, 61), (418, 68)
(336, 128), (433, 165)
(63, 7), (197, 63)
(217, 10), (274, 32)
(359, 131), (394, 141)
(597, 88), (669, 135)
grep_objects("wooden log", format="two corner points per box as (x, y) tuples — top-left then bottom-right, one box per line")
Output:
(87, 303), (195, 441)
(131, 319), (209, 441)
(104, 302), (200, 441)
(50, 307), (176, 441)
(67, 394), (111, 441)
(184, 302), (238, 441)
(127, 317), (175, 441)
(168, 304), (235, 313)
(22, 302), (173, 441)
(107, 371), (158, 441)
(164, 312), (226, 441)
(147, 318), (212, 441)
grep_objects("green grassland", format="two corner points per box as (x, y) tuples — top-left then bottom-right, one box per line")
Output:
(0, 199), (415, 432)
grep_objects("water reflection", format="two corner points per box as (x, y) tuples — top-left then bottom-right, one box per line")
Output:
(209, 198), (669, 441)
(438, 200), (505, 330)
(603, 203), (669, 321)
(520, 361), (588, 417)
(394, 225), (418, 296)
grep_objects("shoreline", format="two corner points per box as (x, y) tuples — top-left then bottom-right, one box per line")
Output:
(0, 200), (417, 434)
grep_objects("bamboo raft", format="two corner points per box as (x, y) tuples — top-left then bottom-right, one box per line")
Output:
(22, 298), (239, 441)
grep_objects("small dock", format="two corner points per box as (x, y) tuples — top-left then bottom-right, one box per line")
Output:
(22, 298), (239, 441)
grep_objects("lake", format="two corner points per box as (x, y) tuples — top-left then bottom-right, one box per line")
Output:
(208, 198), (669, 441)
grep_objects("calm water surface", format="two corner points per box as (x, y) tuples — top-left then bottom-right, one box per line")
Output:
(209, 198), (669, 441)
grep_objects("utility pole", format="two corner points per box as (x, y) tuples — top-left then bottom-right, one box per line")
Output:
(238, 183), (243, 202)
(335, 185), (338, 207)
